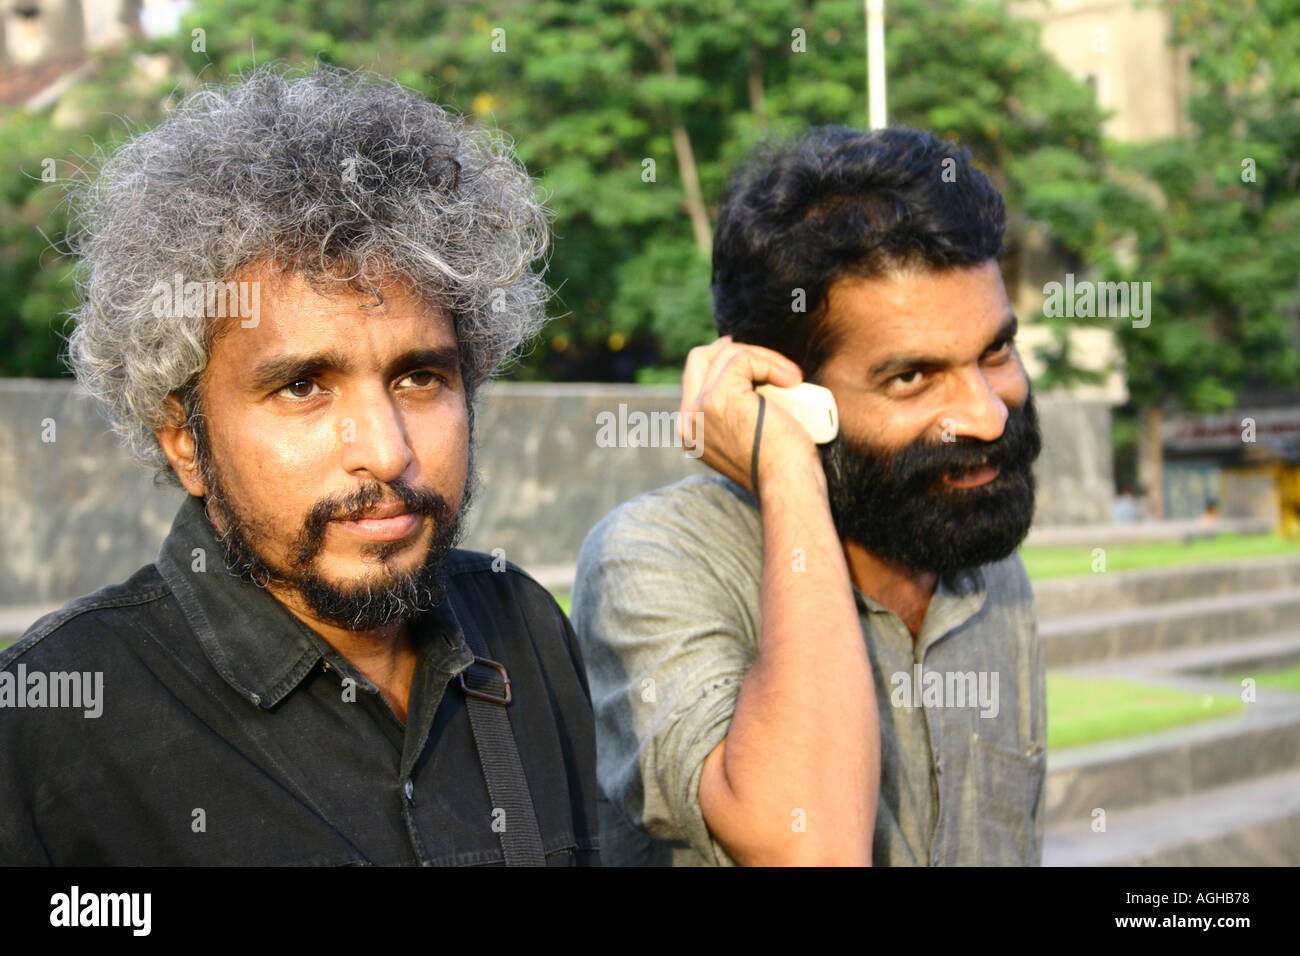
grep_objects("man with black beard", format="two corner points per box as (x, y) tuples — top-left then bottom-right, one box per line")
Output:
(0, 67), (598, 866)
(572, 125), (1046, 866)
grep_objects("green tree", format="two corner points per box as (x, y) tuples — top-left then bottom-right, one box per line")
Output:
(134, 0), (1121, 381)
(386, 0), (1121, 381)
(0, 55), (180, 377)
(1106, 0), (1300, 513)
(0, 0), (1160, 391)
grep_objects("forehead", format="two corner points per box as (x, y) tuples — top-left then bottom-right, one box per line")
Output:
(820, 260), (1010, 365)
(207, 264), (456, 369)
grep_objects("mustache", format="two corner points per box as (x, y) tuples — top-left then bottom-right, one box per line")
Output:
(828, 396), (1042, 491)
(291, 478), (456, 568)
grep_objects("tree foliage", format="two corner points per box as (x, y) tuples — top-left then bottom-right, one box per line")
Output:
(1107, 0), (1300, 415)
(2, 0), (1293, 416)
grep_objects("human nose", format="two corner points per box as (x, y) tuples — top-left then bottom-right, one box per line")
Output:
(941, 366), (1008, 444)
(337, 387), (414, 483)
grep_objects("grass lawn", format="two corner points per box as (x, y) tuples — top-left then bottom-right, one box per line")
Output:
(1231, 662), (1300, 693)
(1046, 672), (1243, 750)
(1019, 532), (1300, 580)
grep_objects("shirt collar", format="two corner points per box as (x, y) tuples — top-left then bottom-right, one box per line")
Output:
(154, 494), (473, 710)
(920, 566), (988, 642)
(853, 564), (988, 654)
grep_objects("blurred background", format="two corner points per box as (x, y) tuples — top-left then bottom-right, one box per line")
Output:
(1, 0), (1298, 865)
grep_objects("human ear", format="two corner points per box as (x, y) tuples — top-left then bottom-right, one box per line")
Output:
(155, 393), (207, 497)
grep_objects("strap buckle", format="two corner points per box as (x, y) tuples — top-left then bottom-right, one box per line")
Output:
(458, 656), (512, 705)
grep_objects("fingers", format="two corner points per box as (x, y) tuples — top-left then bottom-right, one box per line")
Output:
(680, 337), (732, 446)
(701, 345), (803, 400)
(686, 336), (803, 410)
(680, 336), (731, 419)
(677, 335), (814, 489)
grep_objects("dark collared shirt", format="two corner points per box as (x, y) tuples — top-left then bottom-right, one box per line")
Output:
(0, 494), (600, 865)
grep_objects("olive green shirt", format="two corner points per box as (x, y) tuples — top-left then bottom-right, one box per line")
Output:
(572, 474), (1046, 866)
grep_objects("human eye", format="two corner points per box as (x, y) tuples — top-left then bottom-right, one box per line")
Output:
(397, 369), (447, 389)
(276, 378), (321, 400)
(885, 368), (929, 396)
(983, 337), (1016, 363)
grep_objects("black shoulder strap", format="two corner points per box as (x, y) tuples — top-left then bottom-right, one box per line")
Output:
(458, 629), (547, 866)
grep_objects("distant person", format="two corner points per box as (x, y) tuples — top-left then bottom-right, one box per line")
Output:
(0, 66), (598, 865)
(1112, 485), (1139, 523)
(573, 126), (1046, 865)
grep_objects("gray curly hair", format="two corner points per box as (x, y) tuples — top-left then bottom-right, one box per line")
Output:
(64, 63), (552, 483)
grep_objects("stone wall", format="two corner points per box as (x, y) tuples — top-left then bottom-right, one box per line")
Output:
(0, 380), (1113, 605)
(1028, 396), (1116, 526)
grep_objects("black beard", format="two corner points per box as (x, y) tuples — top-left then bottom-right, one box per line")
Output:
(818, 394), (1042, 579)
(198, 444), (475, 632)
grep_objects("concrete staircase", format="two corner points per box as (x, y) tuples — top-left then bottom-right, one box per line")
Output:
(1036, 553), (1300, 866)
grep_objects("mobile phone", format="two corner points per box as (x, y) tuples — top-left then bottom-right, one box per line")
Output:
(754, 382), (839, 444)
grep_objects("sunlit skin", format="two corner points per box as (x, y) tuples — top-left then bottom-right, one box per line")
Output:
(154, 261), (470, 721)
(814, 260), (1031, 635)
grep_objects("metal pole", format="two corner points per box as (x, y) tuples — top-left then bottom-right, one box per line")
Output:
(867, 0), (887, 129)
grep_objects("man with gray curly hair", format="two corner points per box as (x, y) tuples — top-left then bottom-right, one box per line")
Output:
(0, 65), (599, 866)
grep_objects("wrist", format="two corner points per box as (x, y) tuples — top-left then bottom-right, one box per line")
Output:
(755, 445), (829, 503)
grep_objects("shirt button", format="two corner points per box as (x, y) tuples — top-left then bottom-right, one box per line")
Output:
(403, 779), (414, 803)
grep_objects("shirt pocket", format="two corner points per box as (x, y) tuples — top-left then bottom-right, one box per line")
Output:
(969, 731), (1045, 865)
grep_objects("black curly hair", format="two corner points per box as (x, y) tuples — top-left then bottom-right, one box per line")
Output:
(711, 125), (1006, 378)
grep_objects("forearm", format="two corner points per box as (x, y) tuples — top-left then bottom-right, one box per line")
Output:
(703, 454), (880, 865)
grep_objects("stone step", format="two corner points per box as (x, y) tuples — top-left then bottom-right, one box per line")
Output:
(1045, 689), (1300, 824)
(1044, 767), (1300, 865)
(1032, 552), (1300, 620)
(1026, 518), (1274, 548)
(1039, 586), (1300, 667)
(1060, 629), (1300, 681)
